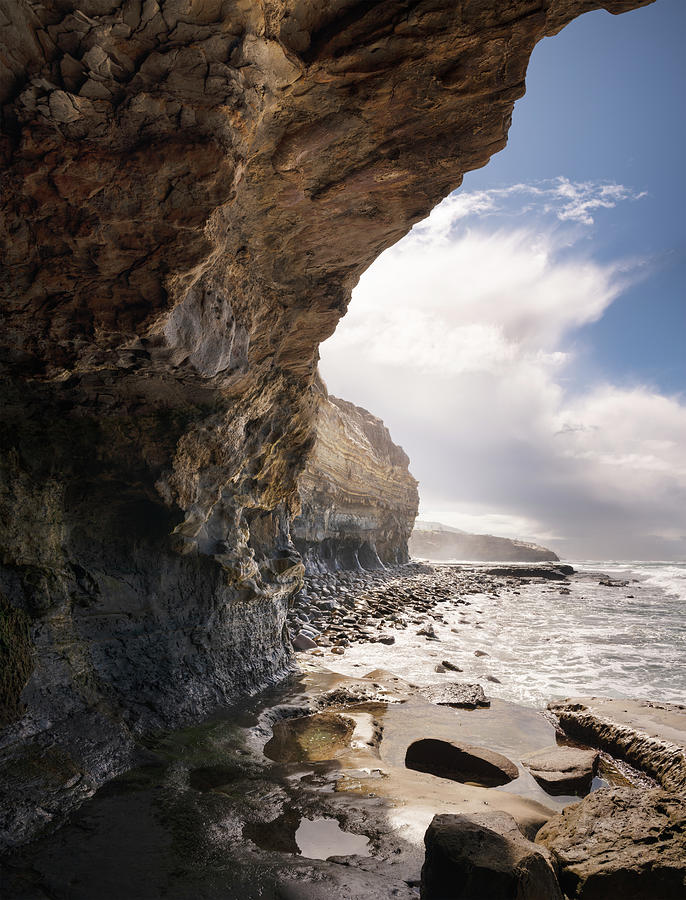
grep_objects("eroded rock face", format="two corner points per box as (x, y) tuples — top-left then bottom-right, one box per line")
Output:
(536, 788), (686, 899)
(549, 698), (686, 792)
(0, 0), (653, 846)
(292, 379), (418, 571)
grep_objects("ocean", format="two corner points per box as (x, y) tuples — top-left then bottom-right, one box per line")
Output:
(329, 561), (686, 708)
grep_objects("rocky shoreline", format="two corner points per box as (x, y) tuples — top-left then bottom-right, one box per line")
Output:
(1, 561), (684, 897)
(281, 561), (686, 898)
(286, 560), (575, 658)
(2, 649), (683, 899)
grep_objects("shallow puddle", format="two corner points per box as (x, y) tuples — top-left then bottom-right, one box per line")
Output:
(244, 812), (372, 859)
(264, 712), (356, 762)
(295, 817), (371, 859)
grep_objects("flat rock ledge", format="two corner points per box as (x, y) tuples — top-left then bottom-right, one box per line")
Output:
(421, 811), (562, 900)
(521, 745), (598, 796)
(420, 682), (490, 709)
(549, 698), (686, 791)
(536, 787), (686, 899)
(406, 738), (518, 787)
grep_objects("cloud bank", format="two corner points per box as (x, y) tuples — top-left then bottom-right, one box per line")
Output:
(319, 180), (686, 560)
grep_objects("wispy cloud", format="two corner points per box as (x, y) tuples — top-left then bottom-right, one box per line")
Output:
(414, 177), (647, 235)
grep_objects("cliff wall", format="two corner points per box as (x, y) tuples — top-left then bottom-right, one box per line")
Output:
(293, 381), (418, 571)
(0, 0), (652, 847)
(409, 522), (559, 562)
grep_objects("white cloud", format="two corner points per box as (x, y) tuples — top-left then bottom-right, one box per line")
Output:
(320, 180), (686, 559)
(335, 226), (625, 377)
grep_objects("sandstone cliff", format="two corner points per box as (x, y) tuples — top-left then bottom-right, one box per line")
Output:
(0, 0), (652, 846)
(410, 521), (559, 562)
(293, 380), (418, 572)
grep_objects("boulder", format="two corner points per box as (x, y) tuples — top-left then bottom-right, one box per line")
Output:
(292, 632), (317, 651)
(521, 745), (598, 795)
(420, 682), (490, 709)
(405, 738), (518, 787)
(417, 623), (440, 640)
(536, 787), (686, 899)
(421, 811), (563, 899)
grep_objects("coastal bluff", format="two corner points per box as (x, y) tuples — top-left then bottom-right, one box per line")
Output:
(0, 0), (653, 848)
(292, 380), (419, 572)
(410, 521), (559, 563)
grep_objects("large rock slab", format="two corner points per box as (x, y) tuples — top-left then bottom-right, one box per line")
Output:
(549, 698), (686, 791)
(536, 787), (686, 899)
(405, 738), (518, 787)
(421, 811), (562, 900)
(420, 682), (490, 709)
(521, 745), (598, 796)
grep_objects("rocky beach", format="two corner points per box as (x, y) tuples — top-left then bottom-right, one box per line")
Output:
(3, 561), (684, 898)
(286, 560), (574, 659)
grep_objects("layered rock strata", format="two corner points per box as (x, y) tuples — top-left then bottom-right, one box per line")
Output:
(410, 521), (559, 562)
(292, 379), (418, 571)
(549, 698), (686, 792)
(0, 0), (653, 846)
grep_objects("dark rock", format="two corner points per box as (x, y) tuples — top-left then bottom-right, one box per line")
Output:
(406, 739), (518, 787)
(485, 566), (574, 580)
(474, 650), (489, 658)
(421, 811), (562, 899)
(536, 788), (686, 899)
(441, 660), (463, 673)
(417, 622), (439, 640)
(420, 683), (490, 710)
(293, 633), (317, 651)
(521, 746), (598, 795)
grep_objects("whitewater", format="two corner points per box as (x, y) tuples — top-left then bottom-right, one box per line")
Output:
(330, 561), (686, 708)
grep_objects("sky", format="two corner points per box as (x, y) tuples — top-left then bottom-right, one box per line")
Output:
(319, 0), (686, 561)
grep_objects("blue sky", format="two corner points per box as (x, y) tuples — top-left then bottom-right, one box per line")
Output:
(320, 0), (685, 560)
(463, 0), (686, 398)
